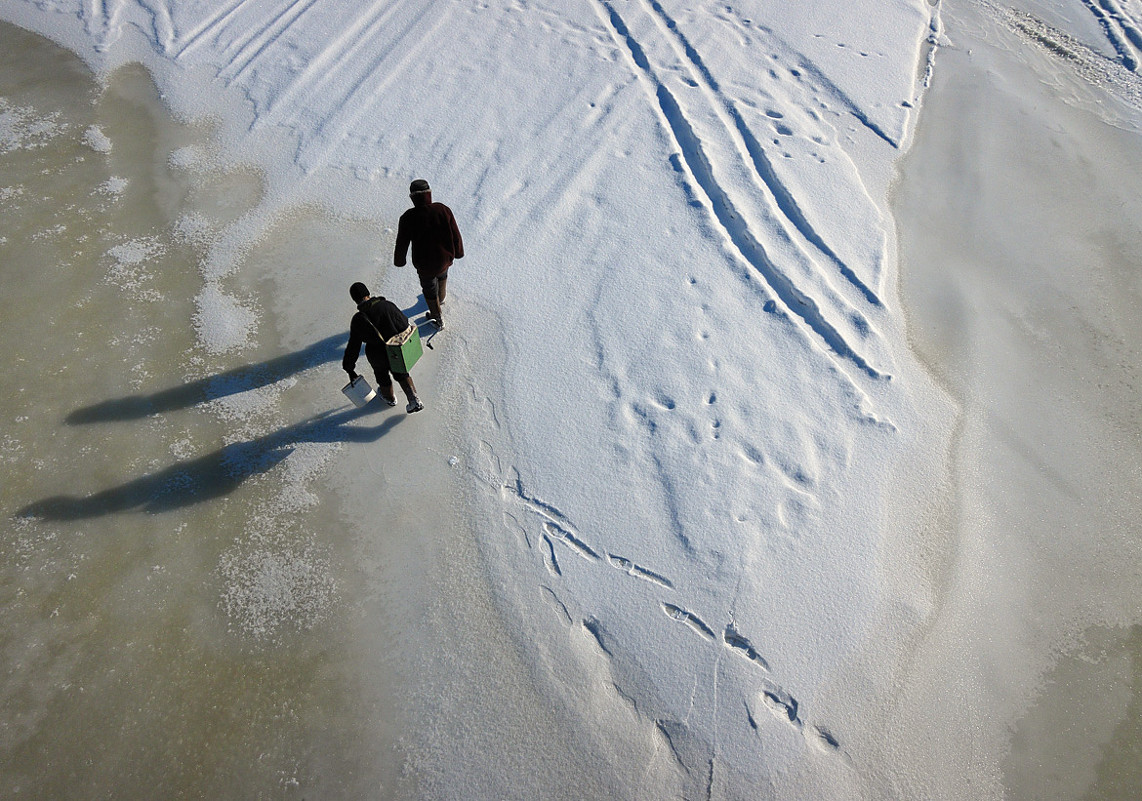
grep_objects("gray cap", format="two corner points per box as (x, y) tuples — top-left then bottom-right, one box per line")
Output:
(410, 179), (430, 194)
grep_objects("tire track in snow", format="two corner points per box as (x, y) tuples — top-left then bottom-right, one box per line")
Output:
(218, 0), (323, 83)
(642, 0), (882, 307)
(254, 1), (441, 142)
(1080, 0), (1142, 71)
(595, 0), (883, 380)
(173, 0), (249, 59)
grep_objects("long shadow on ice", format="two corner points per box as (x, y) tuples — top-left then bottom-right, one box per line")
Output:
(19, 403), (400, 521)
(65, 333), (345, 424)
(402, 300), (430, 324)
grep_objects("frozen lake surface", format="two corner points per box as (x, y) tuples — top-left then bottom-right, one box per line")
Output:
(0, 24), (411, 796)
(3, 1), (1142, 798)
(895, 3), (1142, 796)
(1, 20), (641, 799)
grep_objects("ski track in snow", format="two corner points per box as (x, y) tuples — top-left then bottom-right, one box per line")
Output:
(594, 0), (885, 383)
(215, 0), (324, 84)
(254, 1), (447, 169)
(172, 0), (257, 61)
(167, 0), (452, 170)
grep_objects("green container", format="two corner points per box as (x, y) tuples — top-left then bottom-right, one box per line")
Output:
(386, 323), (422, 374)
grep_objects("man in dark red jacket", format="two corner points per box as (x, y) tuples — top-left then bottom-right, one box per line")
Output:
(394, 179), (463, 330)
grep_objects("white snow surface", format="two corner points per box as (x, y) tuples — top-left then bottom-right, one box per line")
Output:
(8, 0), (1140, 797)
(81, 123), (112, 152)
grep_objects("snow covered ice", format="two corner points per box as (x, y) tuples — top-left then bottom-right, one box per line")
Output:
(2, 1), (1142, 799)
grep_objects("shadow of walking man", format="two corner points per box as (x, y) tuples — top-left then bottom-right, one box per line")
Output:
(65, 333), (345, 424)
(19, 402), (401, 521)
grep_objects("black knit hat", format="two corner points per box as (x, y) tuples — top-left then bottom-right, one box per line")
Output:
(349, 282), (370, 303)
(409, 179), (431, 194)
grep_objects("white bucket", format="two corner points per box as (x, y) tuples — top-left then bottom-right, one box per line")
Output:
(342, 375), (377, 408)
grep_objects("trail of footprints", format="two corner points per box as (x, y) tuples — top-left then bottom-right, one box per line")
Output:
(506, 476), (839, 752)
(661, 602), (809, 739)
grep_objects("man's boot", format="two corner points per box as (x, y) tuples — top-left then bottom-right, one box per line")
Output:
(379, 381), (398, 407)
(436, 276), (447, 305)
(398, 376), (424, 413)
(427, 295), (444, 330)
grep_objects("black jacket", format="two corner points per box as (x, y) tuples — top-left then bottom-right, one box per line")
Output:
(343, 296), (410, 375)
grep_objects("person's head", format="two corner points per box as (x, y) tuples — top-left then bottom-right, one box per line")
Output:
(349, 282), (370, 304)
(410, 178), (431, 207)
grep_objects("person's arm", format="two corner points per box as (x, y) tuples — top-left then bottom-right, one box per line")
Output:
(342, 317), (364, 378)
(394, 213), (411, 267)
(449, 208), (464, 260)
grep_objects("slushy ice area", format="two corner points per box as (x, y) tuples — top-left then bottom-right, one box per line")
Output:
(1, 24), (400, 797)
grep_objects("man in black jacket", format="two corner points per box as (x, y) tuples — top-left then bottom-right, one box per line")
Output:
(343, 282), (423, 413)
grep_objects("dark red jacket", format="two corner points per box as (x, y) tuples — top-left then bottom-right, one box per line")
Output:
(394, 202), (464, 278)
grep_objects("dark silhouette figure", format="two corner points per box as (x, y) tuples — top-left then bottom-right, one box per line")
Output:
(19, 403), (402, 521)
(343, 282), (423, 413)
(394, 178), (463, 330)
(66, 333), (345, 424)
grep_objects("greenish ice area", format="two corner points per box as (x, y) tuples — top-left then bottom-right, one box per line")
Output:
(894, 3), (1142, 799)
(0, 22), (408, 798)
